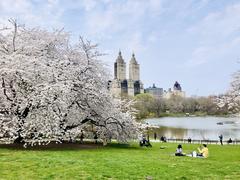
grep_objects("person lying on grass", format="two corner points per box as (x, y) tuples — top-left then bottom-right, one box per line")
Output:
(197, 144), (209, 158)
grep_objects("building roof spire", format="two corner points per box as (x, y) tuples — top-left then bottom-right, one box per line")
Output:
(130, 52), (137, 64)
(118, 49), (121, 56)
(173, 81), (182, 91)
(116, 50), (124, 63)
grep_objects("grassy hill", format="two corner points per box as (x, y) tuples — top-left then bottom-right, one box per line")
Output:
(0, 142), (240, 179)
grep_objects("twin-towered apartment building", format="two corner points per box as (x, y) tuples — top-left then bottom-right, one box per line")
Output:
(109, 51), (185, 98)
(109, 51), (144, 97)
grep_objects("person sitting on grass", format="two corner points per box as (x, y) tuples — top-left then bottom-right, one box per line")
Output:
(197, 144), (209, 158)
(175, 144), (185, 156)
(227, 138), (233, 144)
(142, 135), (147, 145)
(140, 135), (152, 147)
(160, 136), (167, 142)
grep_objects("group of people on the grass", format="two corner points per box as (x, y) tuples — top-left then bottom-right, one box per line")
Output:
(175, 144), (209, 158)
(139, 132), (238, 158)
(140, 131), (236, 159)
(140, 133), (210, 158)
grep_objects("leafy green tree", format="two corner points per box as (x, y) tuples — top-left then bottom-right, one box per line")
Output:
(134, 93), (154, 119)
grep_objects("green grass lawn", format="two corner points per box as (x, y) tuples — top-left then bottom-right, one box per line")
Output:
(0, 142), (240, 180)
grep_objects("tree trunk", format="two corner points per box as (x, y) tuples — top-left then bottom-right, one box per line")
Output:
(14, 135), (24, 144)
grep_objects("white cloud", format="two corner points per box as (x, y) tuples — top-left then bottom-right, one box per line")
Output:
(79, 0), (98, 11)
(126, 32), (146, 53)
(0, 0), (165, 49)
(0, 0), (32, 14)
(188, 3), (240, 38)
(79, 0), (165, 64)
(187, 46), (211, 66)
(83, 0), (164, 35)
(186, 36), (240, 68)
(185, 2), (240, 67)
(0, 0), (64, 29)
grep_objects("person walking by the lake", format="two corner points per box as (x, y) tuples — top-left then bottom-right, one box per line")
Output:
(154, 132), (157, 140)
(187, 137), (192, 143)
(219, 134), (223, 145)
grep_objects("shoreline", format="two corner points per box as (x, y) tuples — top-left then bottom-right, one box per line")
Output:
(137, 113), (232, 121)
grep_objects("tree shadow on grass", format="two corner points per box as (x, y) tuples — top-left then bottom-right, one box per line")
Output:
(105, 143), (142, 150)
(0, 142), (142, 151)
(0, 142), (104, 151)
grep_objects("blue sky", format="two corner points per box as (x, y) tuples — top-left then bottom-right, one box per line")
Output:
(1, 0), (240, 96)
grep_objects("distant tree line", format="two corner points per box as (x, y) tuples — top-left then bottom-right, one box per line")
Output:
(133, 93), (228, 120)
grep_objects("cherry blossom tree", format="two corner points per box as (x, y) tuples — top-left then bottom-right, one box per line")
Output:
(217, 70), (240, 113)
(0, 19), (139, 146)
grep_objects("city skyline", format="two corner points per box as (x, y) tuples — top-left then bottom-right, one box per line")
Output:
(0, 0), (239, 96)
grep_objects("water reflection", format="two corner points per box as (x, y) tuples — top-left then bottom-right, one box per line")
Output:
(146, 117), (240, 140)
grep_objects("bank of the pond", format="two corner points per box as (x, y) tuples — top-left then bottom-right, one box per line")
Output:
(137, 112), (230, 121)
(0, 142), (240, 179)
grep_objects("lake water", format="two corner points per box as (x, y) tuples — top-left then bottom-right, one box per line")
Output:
(145, 117), (240, 140)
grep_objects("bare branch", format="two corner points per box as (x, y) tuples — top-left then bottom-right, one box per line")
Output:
(8, 18), (17, 52)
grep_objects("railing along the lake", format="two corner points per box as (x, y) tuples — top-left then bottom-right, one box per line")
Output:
(163, 138), (240, 145)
